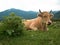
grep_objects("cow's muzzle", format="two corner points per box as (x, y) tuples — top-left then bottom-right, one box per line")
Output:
(48, 22), (51, 25)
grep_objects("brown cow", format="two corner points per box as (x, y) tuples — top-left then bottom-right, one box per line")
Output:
(23, 9), (54, 31)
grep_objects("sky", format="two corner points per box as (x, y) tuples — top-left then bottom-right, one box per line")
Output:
(0, 0), (60, 12)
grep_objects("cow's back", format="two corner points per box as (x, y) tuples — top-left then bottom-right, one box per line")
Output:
(23, 20), (32, 29)
(23, 17), (42, 30)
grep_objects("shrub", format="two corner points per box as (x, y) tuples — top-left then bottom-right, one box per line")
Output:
(0, 12), (25, 36)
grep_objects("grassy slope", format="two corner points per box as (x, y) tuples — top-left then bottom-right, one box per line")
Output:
(0, 21), (60, 45)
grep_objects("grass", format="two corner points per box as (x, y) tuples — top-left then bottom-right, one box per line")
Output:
(0, 21), (60, 45)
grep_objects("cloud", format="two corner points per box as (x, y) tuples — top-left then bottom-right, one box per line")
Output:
(57, 0), (60, 5)
(0, 0), (60, 12)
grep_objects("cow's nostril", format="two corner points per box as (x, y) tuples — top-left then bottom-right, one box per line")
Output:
(48, 22), (51, 25)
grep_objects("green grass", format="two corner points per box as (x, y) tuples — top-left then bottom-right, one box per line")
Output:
(0, 21), (60, 45)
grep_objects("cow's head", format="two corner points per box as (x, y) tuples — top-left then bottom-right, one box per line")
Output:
(38, 9), (54, 25)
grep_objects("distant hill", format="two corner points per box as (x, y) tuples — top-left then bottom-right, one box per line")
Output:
(53, 11), (60, 19)
(0, 8), (37, 20)
(0, 8), (60, 20)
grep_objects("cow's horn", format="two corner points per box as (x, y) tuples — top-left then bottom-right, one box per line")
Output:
(50, 10), (52, 13)
(50, 10), (54, 16)
(39, 9), (41, 13)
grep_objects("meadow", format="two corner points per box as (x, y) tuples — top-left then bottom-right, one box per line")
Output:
(0, 21), (60, 45)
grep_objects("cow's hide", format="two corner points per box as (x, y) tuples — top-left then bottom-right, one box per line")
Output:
(23, 9), (54, 31)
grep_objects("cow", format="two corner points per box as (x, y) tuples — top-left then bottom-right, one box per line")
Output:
(23, 9), (54, 31)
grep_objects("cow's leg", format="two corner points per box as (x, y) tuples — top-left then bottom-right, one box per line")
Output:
(39, 23), (48, 31)
(30, 26), (38, 31)
(38, 23), (44, 31)
(43, 23), (49, 31)
(29, 23), (38, 31)
(40, 26), (44, 31)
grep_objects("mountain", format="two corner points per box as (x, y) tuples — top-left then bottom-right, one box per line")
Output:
(0, 8), (60, 20)
(0, 8), (37, 20)
(52, 11), (60, 19)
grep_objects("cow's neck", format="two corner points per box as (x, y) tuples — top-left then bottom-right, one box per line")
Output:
(37, 16), (46, 24)
(37, 16), (42, 20)
(37, 16), (44, 23)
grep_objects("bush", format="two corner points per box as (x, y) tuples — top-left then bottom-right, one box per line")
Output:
(0, 12), (25, 37)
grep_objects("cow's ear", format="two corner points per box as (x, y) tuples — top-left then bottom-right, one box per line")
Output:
(50, 14), (54, 18)
(37, 13), (42, 17)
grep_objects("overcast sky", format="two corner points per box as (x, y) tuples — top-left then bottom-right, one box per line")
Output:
(0, 0), (60, 12)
